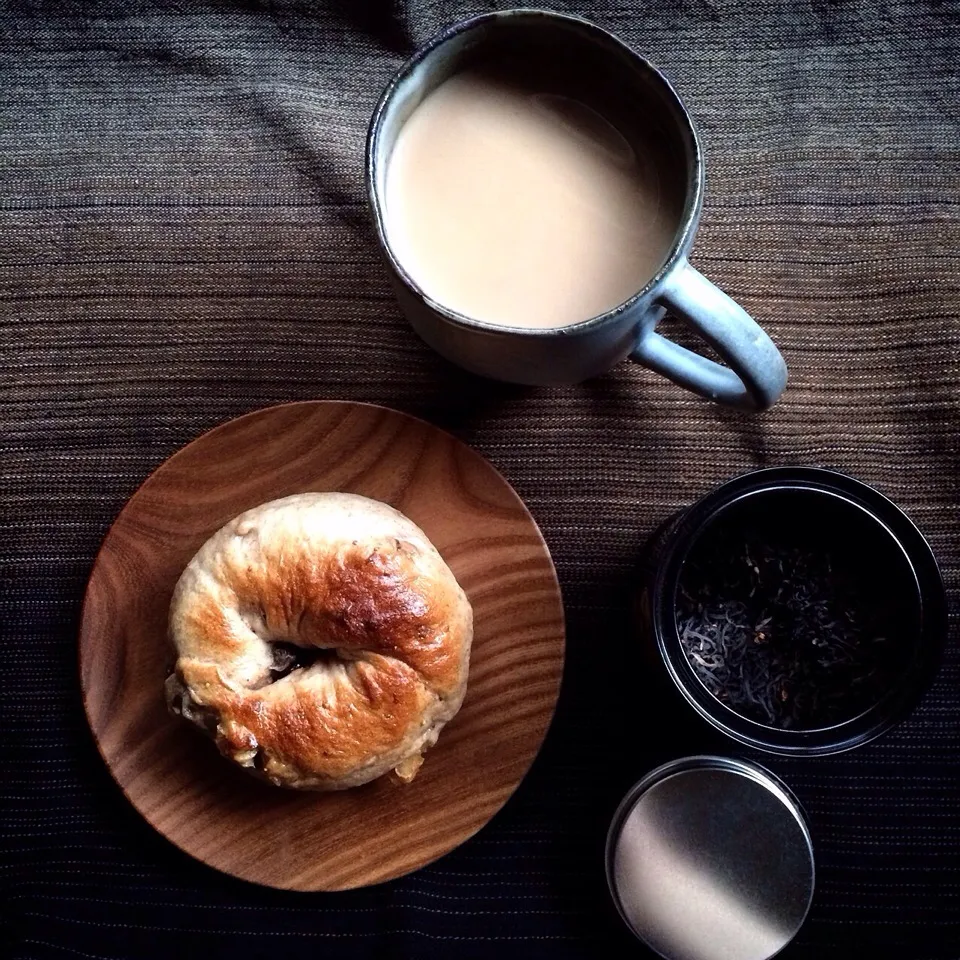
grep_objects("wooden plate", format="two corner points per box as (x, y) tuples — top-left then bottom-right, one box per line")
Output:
(79, 401), (564, 891)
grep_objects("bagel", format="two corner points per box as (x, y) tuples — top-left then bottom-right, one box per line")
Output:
(164, 492), (473, 791)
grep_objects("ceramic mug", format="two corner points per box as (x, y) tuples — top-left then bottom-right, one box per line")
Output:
(366, 9), (788, 411)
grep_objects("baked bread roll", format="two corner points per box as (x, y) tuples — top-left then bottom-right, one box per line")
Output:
(165, 493), (473, 791)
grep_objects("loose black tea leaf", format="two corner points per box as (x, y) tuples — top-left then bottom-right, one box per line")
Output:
(676, 536), (897, 729)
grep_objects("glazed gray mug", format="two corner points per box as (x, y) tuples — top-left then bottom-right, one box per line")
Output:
(366, 9), (788, 411)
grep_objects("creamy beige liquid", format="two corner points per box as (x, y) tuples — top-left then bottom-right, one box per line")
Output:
(384, 67), (677, 329)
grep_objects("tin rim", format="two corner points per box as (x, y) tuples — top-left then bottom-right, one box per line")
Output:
(605, 755), (815, 960)
(649, 467), (947, 755)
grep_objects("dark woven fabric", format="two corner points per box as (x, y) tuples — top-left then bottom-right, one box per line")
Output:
(2, 1), (959, 957)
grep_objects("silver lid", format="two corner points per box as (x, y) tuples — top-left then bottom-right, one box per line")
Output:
(606, 756), (814, 960)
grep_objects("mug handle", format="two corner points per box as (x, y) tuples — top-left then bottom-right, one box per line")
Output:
(630, 260), (788, 411)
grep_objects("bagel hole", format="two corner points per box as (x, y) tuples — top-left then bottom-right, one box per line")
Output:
(269, 642), (337, 681)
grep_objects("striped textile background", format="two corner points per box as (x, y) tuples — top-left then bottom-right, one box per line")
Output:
(2, 1), (959, 957)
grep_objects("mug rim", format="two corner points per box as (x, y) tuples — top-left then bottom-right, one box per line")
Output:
(365, 7), (704, 338)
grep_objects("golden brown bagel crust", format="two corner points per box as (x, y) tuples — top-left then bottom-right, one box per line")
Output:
(165, 493), (473, 790)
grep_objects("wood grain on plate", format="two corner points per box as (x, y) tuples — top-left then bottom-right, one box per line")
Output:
(78, 401), (565, 891)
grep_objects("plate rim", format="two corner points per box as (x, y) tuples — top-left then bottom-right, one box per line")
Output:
(77, 399), (566, 890)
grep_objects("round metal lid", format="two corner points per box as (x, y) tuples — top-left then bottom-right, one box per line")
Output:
(606, 756), (814, 960)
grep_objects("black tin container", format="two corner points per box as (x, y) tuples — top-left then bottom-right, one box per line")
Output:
(639, 467), (946, 756)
